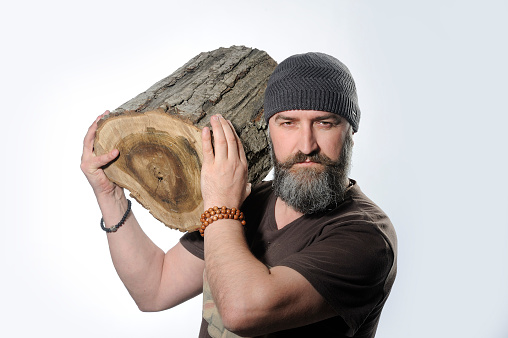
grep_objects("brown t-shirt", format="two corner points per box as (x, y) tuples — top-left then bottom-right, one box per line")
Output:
(180, 180), (397, 338)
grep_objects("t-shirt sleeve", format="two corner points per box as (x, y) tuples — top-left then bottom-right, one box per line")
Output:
(277, 223), (394, 333)
(180, 230), (205, 260)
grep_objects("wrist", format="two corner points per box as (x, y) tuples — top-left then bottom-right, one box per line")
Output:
(101, 199), (132, 233)
(205, 218), (245, 241)
(199, 206), (246, 237)
(95, 186), (126, 207)
(96, 189), (129, 222)
(202, 200), (242, 212)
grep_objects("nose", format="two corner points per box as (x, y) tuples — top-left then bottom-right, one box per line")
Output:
(298, 125), (319, 155)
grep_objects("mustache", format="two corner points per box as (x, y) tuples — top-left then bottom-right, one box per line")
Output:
(277, 151), (338, 170)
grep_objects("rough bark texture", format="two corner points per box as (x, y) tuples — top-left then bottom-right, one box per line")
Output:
(94, 46), (277, 232)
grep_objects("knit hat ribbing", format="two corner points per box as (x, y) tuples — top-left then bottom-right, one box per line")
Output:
(263, 52), (361, 132)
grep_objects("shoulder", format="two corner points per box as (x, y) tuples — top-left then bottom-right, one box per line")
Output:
(311, 181), (397, 271)
(277, 182), (397, 332)
(339, 181), (397, 253)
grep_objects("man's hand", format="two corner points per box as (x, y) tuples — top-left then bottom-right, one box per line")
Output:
(80, 111), (123, 199)
(200, 114), (251, 210)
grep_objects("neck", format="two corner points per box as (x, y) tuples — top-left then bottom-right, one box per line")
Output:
(274, 197), (304, 230)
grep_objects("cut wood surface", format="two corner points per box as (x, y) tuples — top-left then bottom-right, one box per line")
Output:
(94, 46), (277, 232)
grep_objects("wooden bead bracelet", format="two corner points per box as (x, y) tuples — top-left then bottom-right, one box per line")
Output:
(199, 206), (246, 237)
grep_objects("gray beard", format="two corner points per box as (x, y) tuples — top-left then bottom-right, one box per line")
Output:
(271, 133), (353, 215)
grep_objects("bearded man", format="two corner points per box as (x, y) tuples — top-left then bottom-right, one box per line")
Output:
(81, 52), (397, 338)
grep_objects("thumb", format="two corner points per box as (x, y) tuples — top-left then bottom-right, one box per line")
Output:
(245, 183), (252, 197)
(94, 149), (119, 169)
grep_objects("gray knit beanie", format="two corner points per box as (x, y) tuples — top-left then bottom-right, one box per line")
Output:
(264, 52), (361, 132)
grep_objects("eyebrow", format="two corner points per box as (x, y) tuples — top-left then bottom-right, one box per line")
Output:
(314, 114), (342, 123)
(274, 113), (342, 122)
(274, 114), (296, 121)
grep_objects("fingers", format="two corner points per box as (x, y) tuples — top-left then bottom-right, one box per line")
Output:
(81, 146), (119, 177)
(81, 111), (124, 198)
(200, 115), (250, 208)
(221, 117), (239, 160)
(82, 110), (118, 172)
(202, 114), (247, 167)
(83, 111), (110, 155)
(226, 119), (247, 165)
(82, 116), (100, 155)
(93, 149), (119, 169)
(201, 126), (214, 164)
(209, 115), (227, 160)
(208, 114), (241, 161)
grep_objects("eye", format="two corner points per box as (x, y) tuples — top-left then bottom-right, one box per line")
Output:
(316, 120), (334, 128)
(280, 121), (294, 127)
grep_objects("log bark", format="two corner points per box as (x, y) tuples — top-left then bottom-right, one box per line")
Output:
(93, 46), (277, 232)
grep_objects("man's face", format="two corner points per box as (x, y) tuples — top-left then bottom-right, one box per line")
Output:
(268, 110), (353, 214)
(268, 110), (351, 167)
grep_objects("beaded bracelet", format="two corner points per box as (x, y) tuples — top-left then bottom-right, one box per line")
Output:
(100, 199), (132, 233)
(199, 206), (246, 237)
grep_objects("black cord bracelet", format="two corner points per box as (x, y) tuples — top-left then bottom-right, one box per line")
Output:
(100, 199), (132, 233)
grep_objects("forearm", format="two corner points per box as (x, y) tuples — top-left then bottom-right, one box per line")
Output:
(204, 220), (272, 331)
(97, 191), (166, 310)
(204, 220), (335, 336)
(201, 115), (286, 333)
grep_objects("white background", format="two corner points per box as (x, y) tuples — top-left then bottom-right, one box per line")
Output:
(1, 0), (507, 337)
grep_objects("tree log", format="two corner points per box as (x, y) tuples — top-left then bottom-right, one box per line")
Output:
(94, 46), (277, 232)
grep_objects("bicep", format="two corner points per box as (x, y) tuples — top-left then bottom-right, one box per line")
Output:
(245, 266), (336, 334)
(152, 242), (205, 311)
(240, 229), (391, 335)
